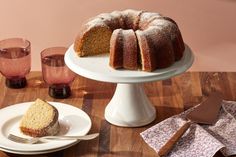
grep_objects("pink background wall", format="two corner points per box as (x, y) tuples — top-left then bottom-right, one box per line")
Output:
(0, 0), (236, 71)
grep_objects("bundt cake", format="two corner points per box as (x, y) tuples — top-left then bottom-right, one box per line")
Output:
(74, 9), (185, 72)
(20, 99), (60, 137)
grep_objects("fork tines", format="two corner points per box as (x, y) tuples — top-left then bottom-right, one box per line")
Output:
(8, 134), (32, 144)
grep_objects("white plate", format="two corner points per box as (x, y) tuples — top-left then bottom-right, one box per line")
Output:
(65, 44), (194, 83)
(0, 102), (91, 154)
(0, 142), (77, 155)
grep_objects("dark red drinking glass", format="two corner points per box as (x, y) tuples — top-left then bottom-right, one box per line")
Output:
(41, 47), (75, 99)
(0, 38), (31, 88)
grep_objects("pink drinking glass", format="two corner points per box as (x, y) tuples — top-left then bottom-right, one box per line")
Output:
(41, 47), (76, 99)
(0, 38), (31, 88)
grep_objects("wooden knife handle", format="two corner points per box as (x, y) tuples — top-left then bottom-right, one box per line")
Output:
(158, 120), (192, 156)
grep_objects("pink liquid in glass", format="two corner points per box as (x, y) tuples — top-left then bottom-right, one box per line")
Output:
(0, 47), (31, 77)
(41, 53), (75, 98)
(0, 47), (31, 88)
(41, 54), (75, 85)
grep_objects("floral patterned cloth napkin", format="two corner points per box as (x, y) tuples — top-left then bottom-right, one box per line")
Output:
(141, 100), (236, 157)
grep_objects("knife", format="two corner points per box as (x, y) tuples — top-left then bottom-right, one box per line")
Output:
(158, 92), (223, 156)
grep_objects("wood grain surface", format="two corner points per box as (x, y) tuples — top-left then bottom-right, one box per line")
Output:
(0, 72), (235, 157)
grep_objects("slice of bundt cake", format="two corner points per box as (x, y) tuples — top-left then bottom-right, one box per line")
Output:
(147, 17), (185, 61)
(136, 26), (175, 71)
(110, 29), (138, 70)
(20, 99), (60, 137)
(109, 29), (123, 69)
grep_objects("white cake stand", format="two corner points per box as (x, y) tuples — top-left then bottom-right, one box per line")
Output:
(65, 44), (194, 127)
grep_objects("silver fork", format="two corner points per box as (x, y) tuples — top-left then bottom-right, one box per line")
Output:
(8, 133), (99, 144)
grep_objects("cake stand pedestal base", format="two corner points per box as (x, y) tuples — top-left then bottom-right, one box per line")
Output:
(105, 83), (156, 127)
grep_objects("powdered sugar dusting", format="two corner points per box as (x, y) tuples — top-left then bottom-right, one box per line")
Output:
(151, 18), (170, 26)
(110, 11), (122, 17)
(140, 12), (161, 22)
(85, 18), (107, 28)
(121, 29), (134, 36)
(97, 13), (113, 20)
(148, 19), (179, 39)
(83, 9), (178, 34)
(123, 9), (141, 16)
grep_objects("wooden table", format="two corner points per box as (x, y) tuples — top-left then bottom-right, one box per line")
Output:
(0, 72), (235, 157)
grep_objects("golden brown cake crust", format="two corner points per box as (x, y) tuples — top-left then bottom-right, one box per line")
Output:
(109, 29), (123, 68)
(122, 30), (138, 70)
(109, 29), (138, 70)
(20, 122), (59, 137)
